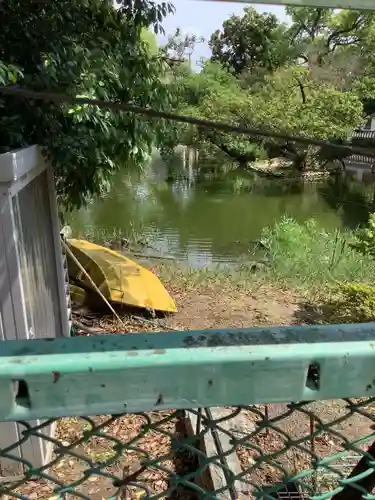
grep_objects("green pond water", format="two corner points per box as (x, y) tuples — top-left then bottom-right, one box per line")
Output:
(70, 154), (375, 267)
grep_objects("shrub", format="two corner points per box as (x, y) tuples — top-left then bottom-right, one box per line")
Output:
(261, 217), (375, 287)
(351, 212), (375, 258)
(325, 283), (375, 323)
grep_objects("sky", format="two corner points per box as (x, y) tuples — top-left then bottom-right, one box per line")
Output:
(158, 1), (288, 64)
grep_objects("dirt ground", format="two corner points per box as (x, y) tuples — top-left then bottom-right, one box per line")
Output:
(73, 277), (302, 333)
(235, 400), (375, 498)
(10, 279), (375, 499)
(161, 280), (301, 330)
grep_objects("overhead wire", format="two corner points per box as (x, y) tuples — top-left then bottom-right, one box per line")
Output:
(0, 85), (374, 159)
(198, 0), (375, 11)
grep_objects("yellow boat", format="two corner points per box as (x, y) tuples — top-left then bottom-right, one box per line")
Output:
(66, 239), (177, 313)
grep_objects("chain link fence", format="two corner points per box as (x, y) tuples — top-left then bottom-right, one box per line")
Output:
(1, 399), (375, 499)
(0, 323), (375, 499)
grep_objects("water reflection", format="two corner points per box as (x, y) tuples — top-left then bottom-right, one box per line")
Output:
(70, 152), (375, 268)
(319, 175), (375, 229)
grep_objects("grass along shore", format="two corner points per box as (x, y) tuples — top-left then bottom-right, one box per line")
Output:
(156, 217), (375, 290)
(71, 216), (375, 329)
(73, 216), (375, 291)
(155, 217), (375, 326)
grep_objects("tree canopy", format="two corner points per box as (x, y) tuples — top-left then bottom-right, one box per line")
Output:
(0, 0), (173, 209)
(209, 7), (293, 76)
(2, 1), (375, 207)
(168, 62), (363, 170)
(161, 5), (375, 172)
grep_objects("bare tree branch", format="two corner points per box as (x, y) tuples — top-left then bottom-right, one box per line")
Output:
(295, 78), (307, 104)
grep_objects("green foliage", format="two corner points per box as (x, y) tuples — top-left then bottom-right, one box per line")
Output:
(182, 62), (263, 163)
(351, 213), (375, 258)
(0, 0), (174, 210)
(162, 5), (369, 170)
(249, 66), (364, 168)
(162, 61), (256, 160)
(141, 29), (159, 56)
(286, 7), (375, 112)
(252, 66), (363, 139)
(261, 217), (375, 287)
(209, 7), (293, 76)
(325, 283), (375, 323)
(209, 6), (375, 82)
(286, 8), (371, 65)
(352, 76), (375, 115)
(169, 62), (364, 169)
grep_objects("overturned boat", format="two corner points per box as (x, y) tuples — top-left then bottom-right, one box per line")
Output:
(66, 238), (177, 313)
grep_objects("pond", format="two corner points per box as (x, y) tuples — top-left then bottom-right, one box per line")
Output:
(69, 152), (375, 267)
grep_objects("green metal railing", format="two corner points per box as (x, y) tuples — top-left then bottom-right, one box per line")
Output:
(0, 325), (375, 499)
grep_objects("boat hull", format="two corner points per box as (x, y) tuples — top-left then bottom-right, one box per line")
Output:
(66, 239), (177, 313)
